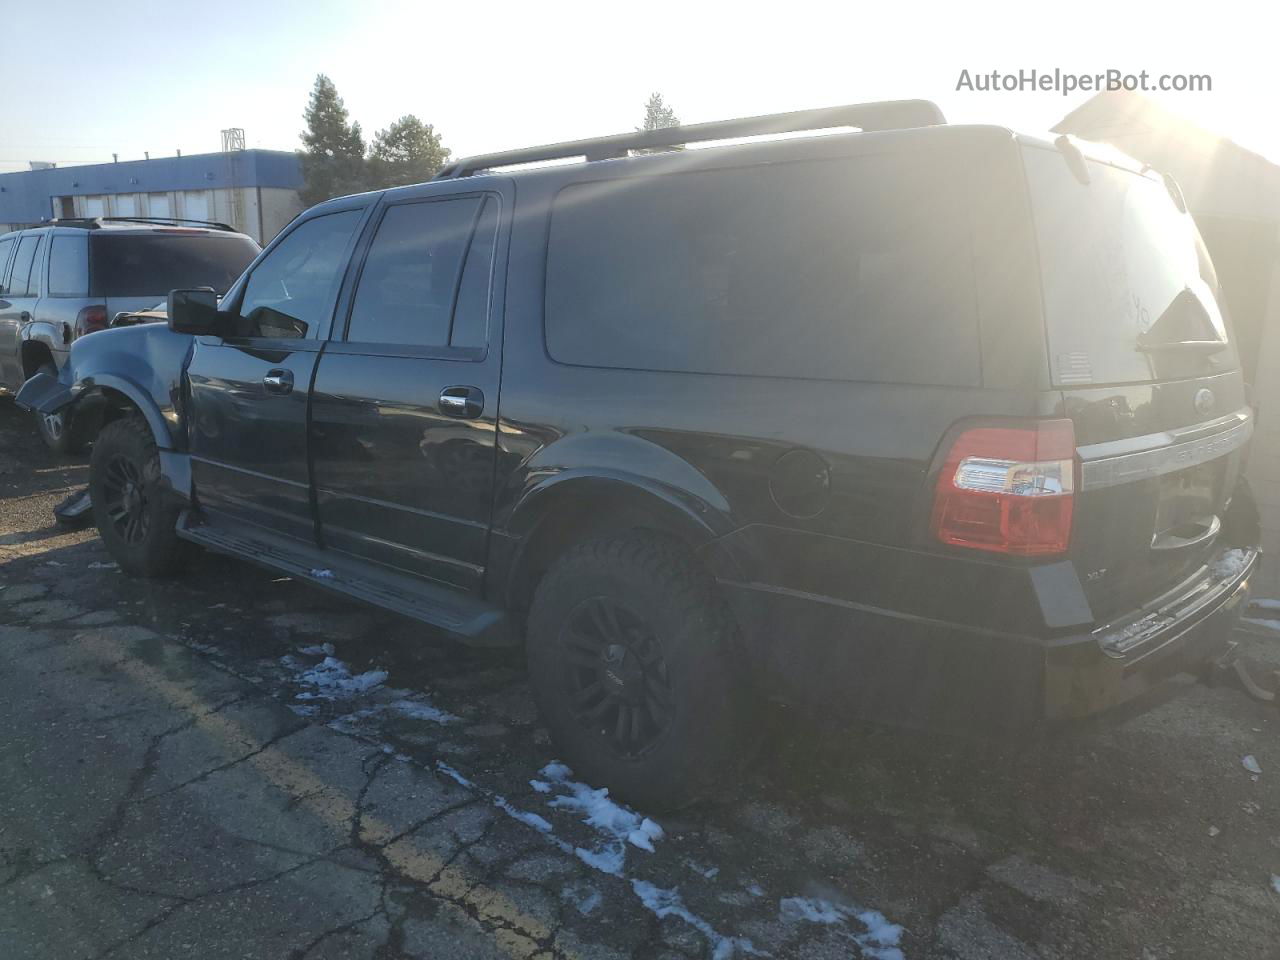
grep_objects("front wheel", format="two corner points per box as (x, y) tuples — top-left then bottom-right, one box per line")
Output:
(526, 534), (748, 811)
(34, 363), (84, 455)
(89, 417), (188, 577)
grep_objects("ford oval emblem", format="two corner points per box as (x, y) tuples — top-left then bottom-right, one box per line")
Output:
(1194, 387), (1216, 417)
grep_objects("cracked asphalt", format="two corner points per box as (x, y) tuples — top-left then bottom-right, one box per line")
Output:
(2, 398), (1280, 960)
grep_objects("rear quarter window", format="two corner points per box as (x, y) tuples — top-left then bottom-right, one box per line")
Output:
(544, 153), (982, 386)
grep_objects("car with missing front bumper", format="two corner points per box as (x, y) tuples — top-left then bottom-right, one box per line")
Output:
(17, 100), (1262, 808)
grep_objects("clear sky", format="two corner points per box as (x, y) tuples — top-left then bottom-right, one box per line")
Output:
(3, 0), (1273, 172)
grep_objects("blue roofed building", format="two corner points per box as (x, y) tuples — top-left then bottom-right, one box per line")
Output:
(0, 149), (304, 243)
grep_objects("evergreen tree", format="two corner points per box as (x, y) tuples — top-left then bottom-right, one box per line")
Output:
(641, 92), (680, 131)
(636, 92), (682, 154)
(299, 74), (368, 204)
(368, 115), (451, 188)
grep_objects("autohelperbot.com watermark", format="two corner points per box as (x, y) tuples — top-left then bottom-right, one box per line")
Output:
(956, 68), (1212, 96)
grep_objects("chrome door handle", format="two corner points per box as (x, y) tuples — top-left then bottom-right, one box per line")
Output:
(439, 385), (483, 418)
(263, 369), (294, 395)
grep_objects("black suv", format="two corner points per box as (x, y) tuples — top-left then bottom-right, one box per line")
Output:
(18, 102), (1260, 808)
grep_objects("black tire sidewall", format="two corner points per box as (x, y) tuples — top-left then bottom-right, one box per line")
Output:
(526, 538), (743, 810)
(89, 419), (184, 577)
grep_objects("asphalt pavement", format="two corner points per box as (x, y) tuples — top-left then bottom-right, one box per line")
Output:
(2, 398), (1278, 959)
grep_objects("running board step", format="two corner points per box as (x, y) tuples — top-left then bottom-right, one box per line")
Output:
(177, 512), (513, 647)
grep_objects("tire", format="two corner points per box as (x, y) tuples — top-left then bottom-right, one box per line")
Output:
(89, 417), (188, 578)
(34, 363), (84, 455)
(526, 533), (747, 811)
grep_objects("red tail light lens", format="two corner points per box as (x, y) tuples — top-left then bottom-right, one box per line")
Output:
(931, 419), (1076, 556)
(74, 305), (109, 337)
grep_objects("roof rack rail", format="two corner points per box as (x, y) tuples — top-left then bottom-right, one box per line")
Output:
(435, 99), (945, 179)
(46, 216), (237, 232)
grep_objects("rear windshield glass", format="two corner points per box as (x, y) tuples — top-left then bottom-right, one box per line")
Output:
(1023, 147), (1236, 386)
(90, 234), (260, 298)
(545, 153), (981, 386)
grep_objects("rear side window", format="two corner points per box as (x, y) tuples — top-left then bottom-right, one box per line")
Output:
(0, 237), (15, 294)
(1024, 147), (1236, 386)
(48, 235), (89, 297)
(544, 154), (980, 385)
(90, 233), (260, 297)
(8, 234), (43, 297)
(346, 195), (495, 349)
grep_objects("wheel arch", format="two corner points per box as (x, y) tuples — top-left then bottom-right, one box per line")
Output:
(498, 471), (738, 619)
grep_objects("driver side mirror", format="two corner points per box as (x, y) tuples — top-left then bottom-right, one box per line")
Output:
(167, 288), (219, 335)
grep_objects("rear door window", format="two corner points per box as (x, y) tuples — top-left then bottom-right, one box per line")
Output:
(345, 196), (490, 349)
(90, 233), (260, 297)
(1023, 147), (1236, 386)
(544, 154), (981, 385)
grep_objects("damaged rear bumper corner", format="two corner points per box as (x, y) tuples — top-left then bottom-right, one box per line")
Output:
(1043, 546), (1259, 721)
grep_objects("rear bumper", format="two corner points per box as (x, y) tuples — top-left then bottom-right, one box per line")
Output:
(719, 545), (1258, 738)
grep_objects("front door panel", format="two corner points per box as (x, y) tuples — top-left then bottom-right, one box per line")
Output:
(188, 337), (321, 541)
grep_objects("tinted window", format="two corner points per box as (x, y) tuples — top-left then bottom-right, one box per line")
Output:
(451, 197), (500, 349)
(346, 197), (487, 348)
(1024, 148), (1235, 386)
(237, 210), (362, 339)
(0, 237), (15, 294)
(8, 235), (42, 298)
(48, 235), (89, 297)
(91, 234), (259, 298)
(545, 155), (980, 385)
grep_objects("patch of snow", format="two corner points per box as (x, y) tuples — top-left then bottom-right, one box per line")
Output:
(288, 655), (387, 701)
(299, 642), (336, 656)
(436, 761), (474, 789)
(746, 883), (765, 897)
(563, 883), (602, 916)
(539, 760), (665, 854)
(1212, 548), (1251, 580)
(494, 797), (553, 833)
(386, 697), (458, 724)
(1243, 755), (1263, 775)
(310, 568), (335, 579)
(687, 859), (721, 879)
(780, 896), (905, 960)
(633, 880), (759, 959)
(87, 561), (118, 570)
(529, 779), (552, 793)
(1208, 825), (1220, 837)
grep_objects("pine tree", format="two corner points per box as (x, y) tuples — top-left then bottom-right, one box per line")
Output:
(641, 92), (680, 131)
(299, 74), (368, 204)
(636, 92), (682, 154)
(368, 116), (451, 188)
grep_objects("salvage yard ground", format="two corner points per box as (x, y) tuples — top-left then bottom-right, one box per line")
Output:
(1, 399), (1279, 960)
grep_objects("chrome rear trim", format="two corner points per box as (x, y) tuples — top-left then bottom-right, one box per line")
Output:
(1078, 409), (1252, 490)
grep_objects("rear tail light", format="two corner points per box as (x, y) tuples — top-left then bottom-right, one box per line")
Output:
(931, 419), (1076, 556)
(74, 305), (109, 337)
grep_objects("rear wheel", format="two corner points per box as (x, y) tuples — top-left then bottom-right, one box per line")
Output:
(89, 417), (188, 577)
(526, 533), (747, 810)
(34, 363), (83, 455)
